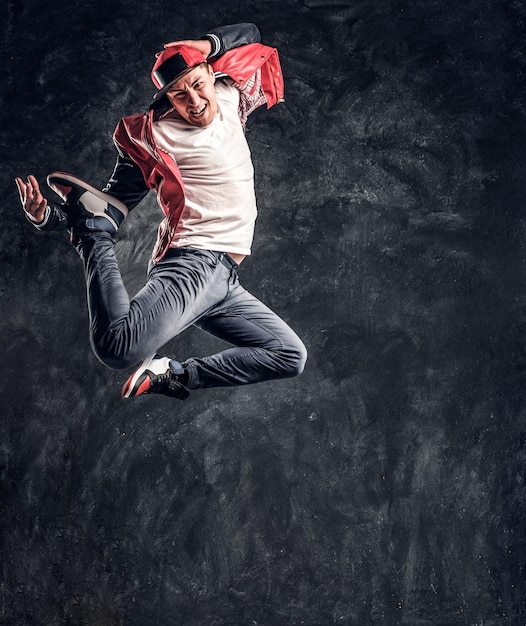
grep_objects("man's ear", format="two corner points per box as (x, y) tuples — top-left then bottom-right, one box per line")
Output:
(208, 65), (216, 82)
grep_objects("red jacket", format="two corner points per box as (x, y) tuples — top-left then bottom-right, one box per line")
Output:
(112, 43), (284, 263)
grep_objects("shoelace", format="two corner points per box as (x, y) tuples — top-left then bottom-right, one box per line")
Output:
(149, 371), (188, 399)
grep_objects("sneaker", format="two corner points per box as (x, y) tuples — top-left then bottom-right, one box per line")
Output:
(121, 354), (190, 400)
(46, 171), (128, 238)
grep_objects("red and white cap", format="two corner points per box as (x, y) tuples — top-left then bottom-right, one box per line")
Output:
(151, 45), (208, 101)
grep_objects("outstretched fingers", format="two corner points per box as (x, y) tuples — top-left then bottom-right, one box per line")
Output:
(15, 175), (48, 222)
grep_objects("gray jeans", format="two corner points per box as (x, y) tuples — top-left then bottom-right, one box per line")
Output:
(77, 234), (307, 389)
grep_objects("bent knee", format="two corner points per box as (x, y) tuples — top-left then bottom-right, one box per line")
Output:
(279, 340), (307, 378)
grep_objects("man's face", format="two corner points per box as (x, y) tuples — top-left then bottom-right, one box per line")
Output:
(166, 64), (217, 127)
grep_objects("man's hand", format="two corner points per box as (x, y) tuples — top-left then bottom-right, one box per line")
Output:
(163, 39), (213, 58)
(15, 175), (48, 223)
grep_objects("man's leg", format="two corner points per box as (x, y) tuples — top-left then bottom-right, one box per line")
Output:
(77, 239), (232, 370)
(183, 270), (307, 389)
(123, 258), (307, 397)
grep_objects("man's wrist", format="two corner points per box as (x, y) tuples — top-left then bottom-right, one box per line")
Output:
(25, 205), (50, 227)
(202, 23), (260, 60)
(205, 33), (221, 58)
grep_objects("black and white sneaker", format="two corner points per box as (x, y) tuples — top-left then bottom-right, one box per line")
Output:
(122, 354), (190, 400)
(47, 171), (128, 239)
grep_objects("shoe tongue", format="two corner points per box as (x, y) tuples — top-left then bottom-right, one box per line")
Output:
(169, 360), (185, 376)
(48, 181), (73, 202)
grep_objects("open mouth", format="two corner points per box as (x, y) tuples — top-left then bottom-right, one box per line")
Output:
(190, 104), (207, 118)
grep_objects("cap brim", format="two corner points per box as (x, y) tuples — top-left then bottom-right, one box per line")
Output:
(152, 66), (200, 101)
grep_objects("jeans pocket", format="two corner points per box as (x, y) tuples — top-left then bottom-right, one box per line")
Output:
(190, 249), (221, 269)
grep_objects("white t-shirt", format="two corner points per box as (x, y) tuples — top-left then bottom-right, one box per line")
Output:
(152, 81), (257, 255)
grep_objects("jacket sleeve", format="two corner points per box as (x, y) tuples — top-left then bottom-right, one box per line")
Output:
(203, 23), (261, 59)
(25, 204), (69, 232)
(102, 149), (150, 210)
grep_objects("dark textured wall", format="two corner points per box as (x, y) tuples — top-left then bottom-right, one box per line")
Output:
(2, 0), (526, 624)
